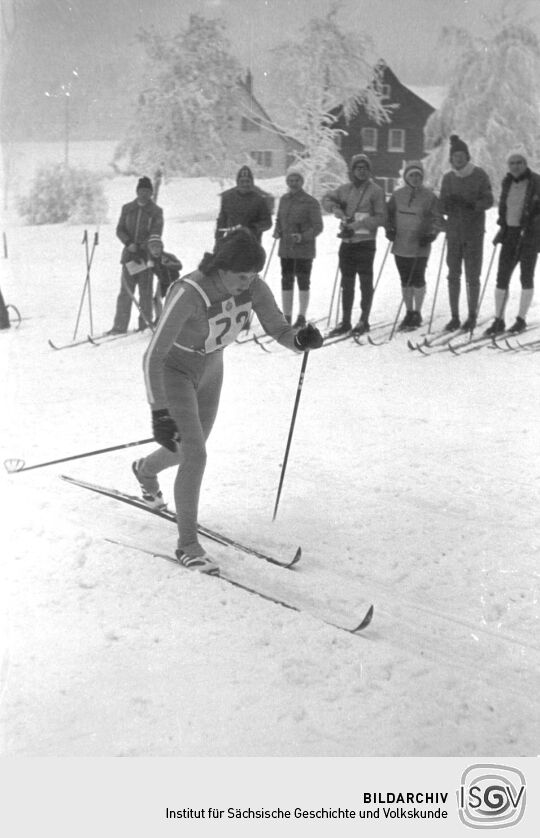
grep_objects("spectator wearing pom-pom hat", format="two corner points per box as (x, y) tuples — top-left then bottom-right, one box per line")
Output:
(108, 176), (164, 334)
(273, 167), (323, 326)
(385, 161), (443, 330)
(439, 135), (493, 331)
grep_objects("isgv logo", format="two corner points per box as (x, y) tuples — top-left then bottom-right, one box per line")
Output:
(458, 764), (526, 829)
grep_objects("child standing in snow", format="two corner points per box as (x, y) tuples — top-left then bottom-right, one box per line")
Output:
(133, 228), (323, 575)
(385, 161), (442, 330)
(144, 234), (183, 322)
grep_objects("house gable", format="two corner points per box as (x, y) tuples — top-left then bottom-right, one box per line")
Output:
(223, 72), (303, 178)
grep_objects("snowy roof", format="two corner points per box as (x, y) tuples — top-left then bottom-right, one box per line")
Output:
(407, 86), (447, 111)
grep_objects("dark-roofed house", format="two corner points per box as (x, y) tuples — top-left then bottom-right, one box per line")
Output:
(333, 61), (437, 195)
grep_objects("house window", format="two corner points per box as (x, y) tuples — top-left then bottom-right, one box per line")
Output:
(250, 150), (273, 168)
(381, 84), (391, 99)
(241, 116), (260, 132)
(388, 129), (405, 152)
(361, 127), (377, 151)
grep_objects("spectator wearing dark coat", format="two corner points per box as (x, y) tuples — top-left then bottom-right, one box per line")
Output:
(215, 166), (273, 243)
(273, 168), (323, 326)
(108, 176), (164, 334)
(485, 152), (540, 335)
(439, 135), (494, 331)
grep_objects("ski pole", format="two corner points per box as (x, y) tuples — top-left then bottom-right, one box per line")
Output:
(241, 237), (277, 335)
(477, 243), (498, 315)
(387, 257), (418, 342)
(426, 235), (447, 334)
(373, 240), (391, 295)
(72, 230), (98, 339)
(121, 271), (155, 331)
(272, 351), (309, 521)
(326, 262), (341, 327)
(4, 437), (154, 474)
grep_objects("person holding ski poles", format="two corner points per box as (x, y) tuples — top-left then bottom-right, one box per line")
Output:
(322, 153), (385, 336)
(133, 228), (323, 575)
(439, 135), (493, 332)
(108, 176), (164, 334)
(273, 167), (323, 327)
(385, 160), (443, 330)
(215, 165), (273, 243)
(484, 152), (540, 336)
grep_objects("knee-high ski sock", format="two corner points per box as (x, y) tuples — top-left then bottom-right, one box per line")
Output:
(412, 286), (426, 314)
(518, 288), (534, 319)
(281, 289), (294, 319)
(298, 290), (310, 317)
(402, 286), (414, 311)
(494, 287), (508, 319)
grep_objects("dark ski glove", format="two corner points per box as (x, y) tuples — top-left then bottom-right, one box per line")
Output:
(419, 233), (437, 247)
(152, 408), (180, 452)
(493, 228), (506, 246)
(294, 323), (324, 351)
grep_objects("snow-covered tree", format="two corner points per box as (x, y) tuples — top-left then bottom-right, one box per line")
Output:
(114, 15), (245, 178)
(423, 10), (540, 194)
(268, 3), (391, 196)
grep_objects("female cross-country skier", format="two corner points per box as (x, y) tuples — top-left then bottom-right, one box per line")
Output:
(132, 227), (323, 575)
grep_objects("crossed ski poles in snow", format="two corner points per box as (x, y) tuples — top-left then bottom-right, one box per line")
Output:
(72, 229), (98, 340)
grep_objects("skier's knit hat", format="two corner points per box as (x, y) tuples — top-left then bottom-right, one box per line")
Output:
(404, 160), (424, 184)
(286, 166), (304, 184)
(236, 165), (254, 183)
(147, 234), (162, 247)
(137, 176), (153, 192)
(507, 151), (528, 165)
(449, 135), (470, 160)
(199, 227), (266, 275)
(350, 153), (372, 171)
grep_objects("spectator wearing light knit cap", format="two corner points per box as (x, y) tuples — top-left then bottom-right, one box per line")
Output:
(215, 165), (273, 243)
(385, 160), (443, 330)
(272, 167), (323, 326)
(322, 153), (385, 336)
(439, 134), (493, 332)
(484, 152), (540, 336)
(108, 175), (164, 334)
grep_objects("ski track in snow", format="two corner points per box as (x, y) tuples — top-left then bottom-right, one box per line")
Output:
(1, 174), (539, 757)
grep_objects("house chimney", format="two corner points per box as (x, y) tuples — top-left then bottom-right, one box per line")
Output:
(245, 69), (253, 95)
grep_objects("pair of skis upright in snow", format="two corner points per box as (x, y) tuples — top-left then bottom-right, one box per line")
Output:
(61, 474), (374, 635)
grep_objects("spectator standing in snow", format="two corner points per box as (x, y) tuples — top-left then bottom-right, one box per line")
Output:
(132, 228), (323, 575)
(439, 135), (493, 331)
(108, 176), (164, 334)
(385, 161), (443, 330)
(485, 152), (540, 335)
(273, 168), (323, 326)
(144, 234), (183, 322)
(215, 165), (273, 243)
(322, 153), (385, 336)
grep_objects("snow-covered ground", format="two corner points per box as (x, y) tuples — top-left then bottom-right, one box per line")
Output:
(1, 174), (539, 757)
